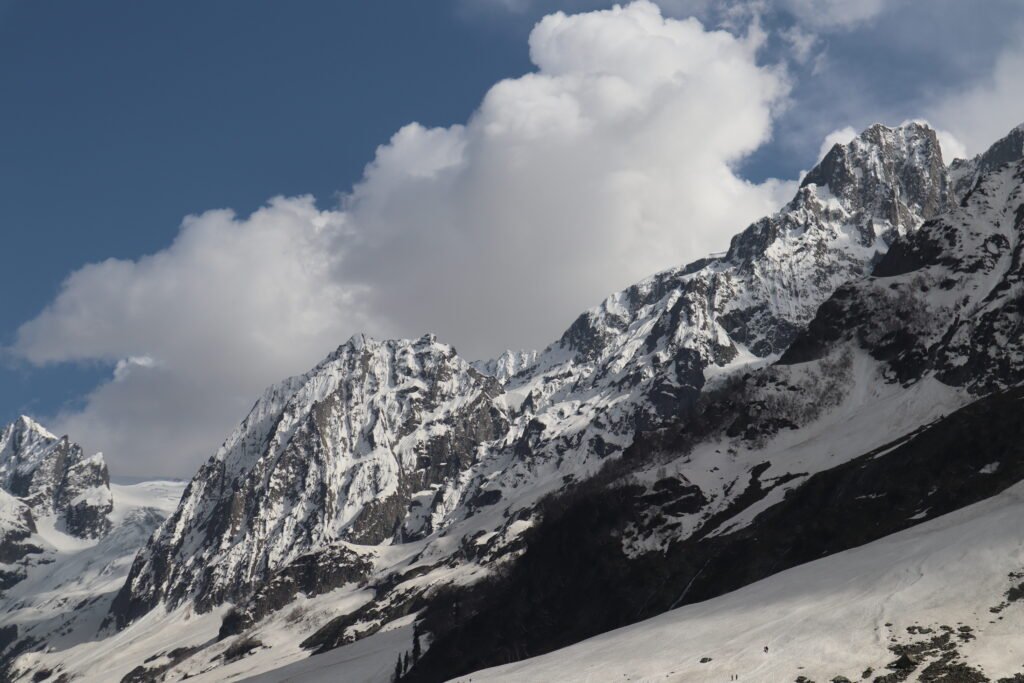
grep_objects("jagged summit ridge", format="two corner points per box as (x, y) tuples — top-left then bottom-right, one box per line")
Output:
(472, 349), (539, 384)
(112, 333), (509, 621)
(545, 121), (953, 390)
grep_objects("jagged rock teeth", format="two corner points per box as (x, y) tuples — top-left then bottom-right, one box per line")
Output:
(111, 335), (510, 624)
(786, 156), (1024, 394)
(0, 417), (113, 541)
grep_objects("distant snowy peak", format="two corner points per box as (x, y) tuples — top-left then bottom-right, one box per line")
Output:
(472, 349), (538, 384)
(0, 416), (112, 540)
(950, 121), (1024, 200)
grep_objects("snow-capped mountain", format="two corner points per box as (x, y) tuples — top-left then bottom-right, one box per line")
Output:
(0, 416), (113, 540)
(111, 334), (509, 624)
(0, 416), (114, 595)
(3, 119), (1024, 683)
(470, 349), (538, 385)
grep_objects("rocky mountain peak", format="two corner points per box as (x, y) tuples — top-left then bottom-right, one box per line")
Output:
(111, 330), (510, 622)
(555, 122), (957, 369)
(1, 416), (56, 464)
(786, 153), (1024, 395)
(0, 417), (112, 539)
(799, 121), (951, 236)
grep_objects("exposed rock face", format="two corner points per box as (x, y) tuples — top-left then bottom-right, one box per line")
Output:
(0, 416), (112, 540)
(803, 122), (953, 235)
(0, 490), (41, 592)
(783, 157), (1024, 394)
(112, 334), (509, 623)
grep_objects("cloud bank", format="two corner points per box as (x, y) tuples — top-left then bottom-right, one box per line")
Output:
(13, 1), (796, 478)
(929, 44), (1024, 156)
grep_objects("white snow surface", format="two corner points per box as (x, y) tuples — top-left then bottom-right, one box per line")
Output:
(461, 480), (1024, 682)
(0, 480), (185, 680)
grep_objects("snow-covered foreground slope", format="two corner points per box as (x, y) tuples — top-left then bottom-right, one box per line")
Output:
(0, 480), (185, 676)
(463, 480), (1024, 683)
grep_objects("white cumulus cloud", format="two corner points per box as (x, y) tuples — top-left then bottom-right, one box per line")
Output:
(816, 126), (857, 161)
(13, 0), (796, 478)
(928, 44), (1024, 156)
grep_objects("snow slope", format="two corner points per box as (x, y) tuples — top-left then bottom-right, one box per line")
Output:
(0, 480), (185, 680)
(462, 479), (1024, 683)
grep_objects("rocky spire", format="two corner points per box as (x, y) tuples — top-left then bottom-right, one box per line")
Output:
(0, 416), (112, 539)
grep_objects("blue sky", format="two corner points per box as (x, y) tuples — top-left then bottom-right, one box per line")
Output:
(0, 0), (530, 415)
(2, 0), (1023, 477)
